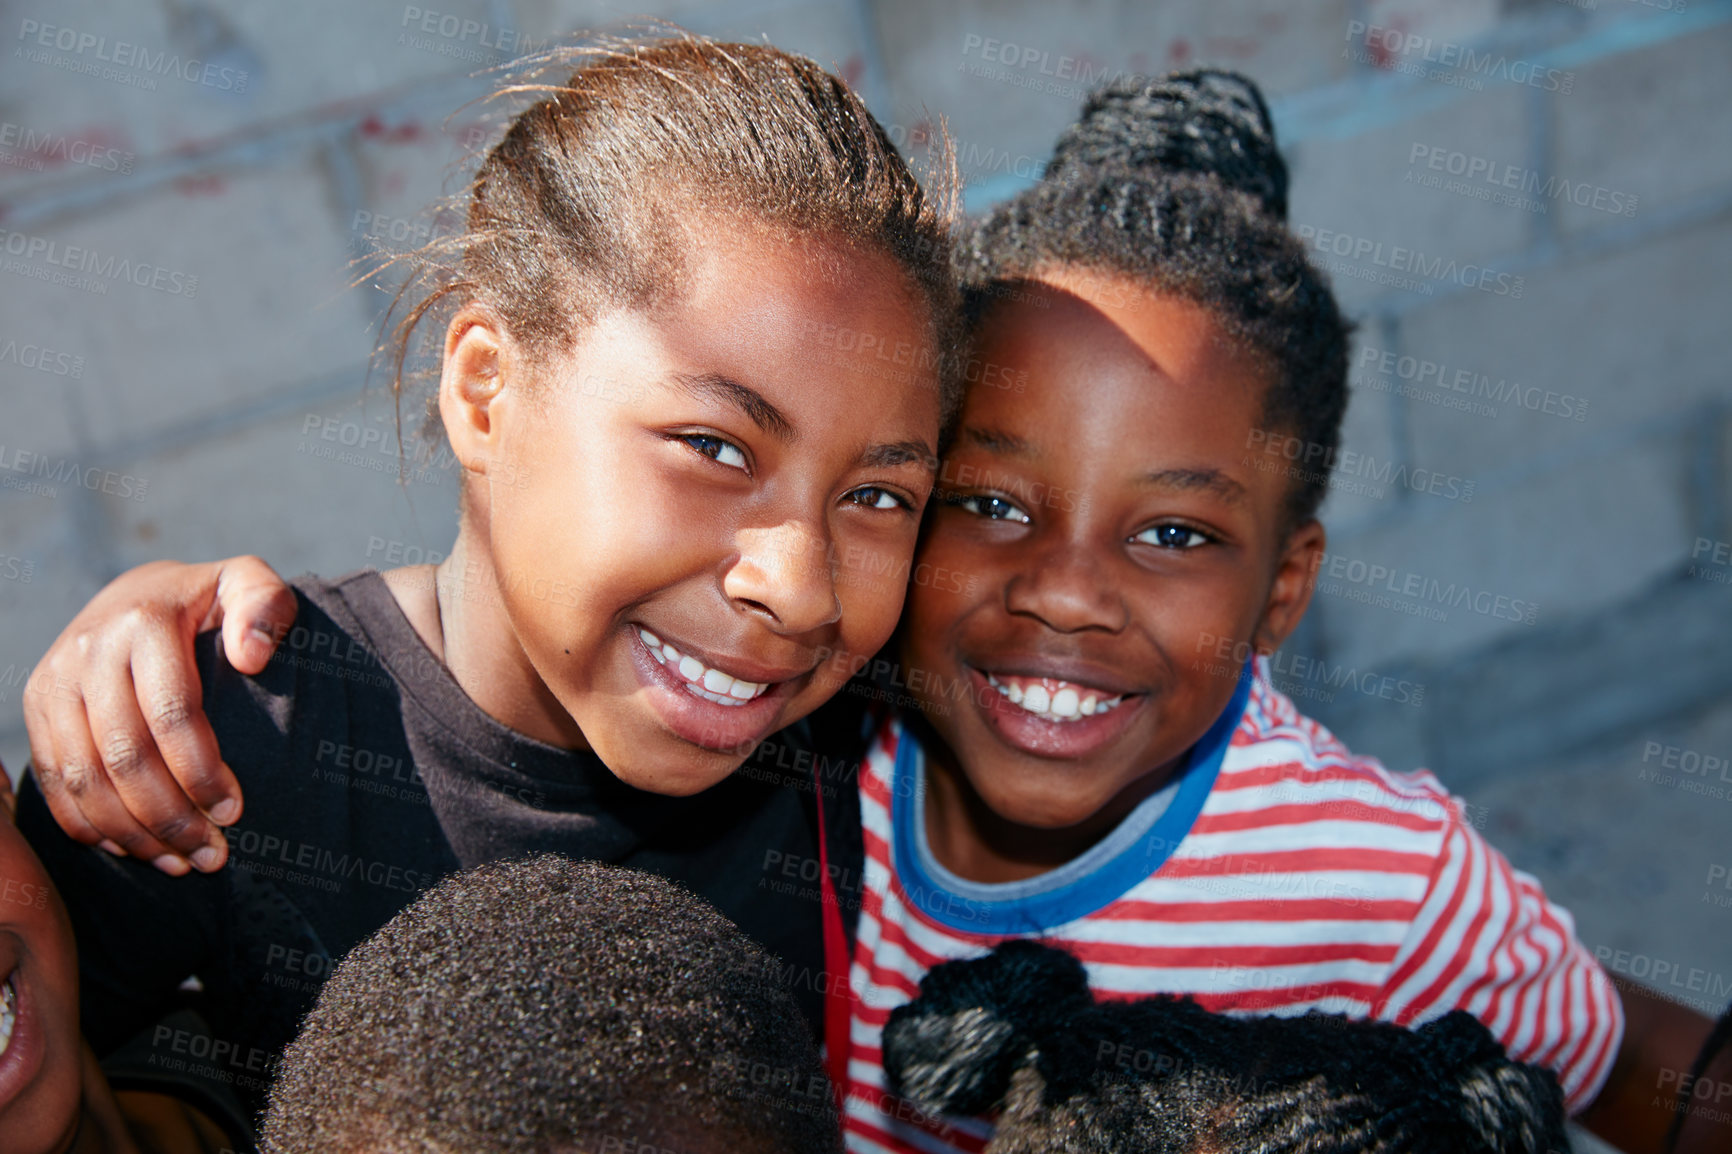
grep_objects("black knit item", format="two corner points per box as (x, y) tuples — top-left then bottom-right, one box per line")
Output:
(883, 940), (1572, 1154)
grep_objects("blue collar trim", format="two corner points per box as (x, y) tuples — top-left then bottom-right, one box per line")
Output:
(890, 665), (1251, 935)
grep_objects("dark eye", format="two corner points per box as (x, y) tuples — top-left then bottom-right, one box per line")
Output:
(845, 486), (909, 511)
(1134, 524), (1212, 549)
(950, 493), (1031, 524)
(679, 434), (748, 471)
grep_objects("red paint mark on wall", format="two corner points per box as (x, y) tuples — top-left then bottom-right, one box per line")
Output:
(174, 173), (226, 196)
(1202, 35), (1264, 61)
(1366, 17), (1411, 70)
(7, 123), (134, 173)
(359, 115), (423, 144)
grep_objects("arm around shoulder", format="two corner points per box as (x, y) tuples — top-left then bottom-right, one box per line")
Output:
(23, 557), (296, 875)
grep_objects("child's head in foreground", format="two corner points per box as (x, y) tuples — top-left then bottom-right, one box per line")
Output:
(260, 855), (841, 1154)
(408, 35), (959, 796)
(904, 71), (1351, 835)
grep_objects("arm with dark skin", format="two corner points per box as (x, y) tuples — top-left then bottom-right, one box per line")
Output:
(1579, 981), (1732, 1154)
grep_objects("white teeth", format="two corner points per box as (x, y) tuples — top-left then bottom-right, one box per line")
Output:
(637, 628), (769, 707)
(0, 976), (14, 1056)
(989, 675), (1124, 723)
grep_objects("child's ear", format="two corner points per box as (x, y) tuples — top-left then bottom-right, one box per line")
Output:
(438, 307), (509, 479)
(1252, 517), (1325, 657)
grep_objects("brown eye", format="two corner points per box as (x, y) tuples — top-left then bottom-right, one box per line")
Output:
(846, 486), (909, 511)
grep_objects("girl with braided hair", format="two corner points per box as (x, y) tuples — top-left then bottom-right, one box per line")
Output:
(837, 68), (1701, 1154)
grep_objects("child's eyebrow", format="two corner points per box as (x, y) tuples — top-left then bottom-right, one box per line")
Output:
(669, 372), (795, 441)
(960, 426), (1036, 457)
(861, 440), (938, 471)
(1137, 467), (1249, 505)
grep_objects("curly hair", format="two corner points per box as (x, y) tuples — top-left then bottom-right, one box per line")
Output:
(260, 856), (841, 1154)
(957, 70), (1351, 530)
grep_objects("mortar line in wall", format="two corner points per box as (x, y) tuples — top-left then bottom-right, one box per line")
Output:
(1525, 78), (1558, 259)
(1686, 410), (1728, 550)
(1328, 396), (1729, 543)
(317, 134), (397, 344)
(966, 7), (1725, 215)
(8, 1), (1715, 232)
(490, 0), (516, 42)
(0, 68), (501, 231)
(322, 138), (370, 270)
(1356, 182), (1732, 321)
(59, 381), (123, 590)
(842, 0), (894, 117)
(1, 0), (860, 230)
(0, 363), (375, 505)
(1377, 311), (1414, 512)
(1273, 1), (1732, 147)
(1343, 0), (1376, 78)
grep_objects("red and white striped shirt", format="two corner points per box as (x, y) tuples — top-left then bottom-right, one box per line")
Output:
(841, 660), (1622, 1154)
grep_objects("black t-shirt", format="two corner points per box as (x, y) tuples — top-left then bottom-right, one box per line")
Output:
(19, 569), (867, 1124)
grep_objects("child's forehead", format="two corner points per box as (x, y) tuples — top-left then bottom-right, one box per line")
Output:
(969, 276), (1269, 408)
(977, 270), (1217, 347)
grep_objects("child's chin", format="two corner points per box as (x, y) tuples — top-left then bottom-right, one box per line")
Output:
(974, 774), (1112, 832)
(602, 743), (743, 797)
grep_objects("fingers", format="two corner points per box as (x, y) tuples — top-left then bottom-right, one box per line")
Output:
(29, 677), (190, 874)
(18, 556), (283, 875)
(133, 622), (242, 845)
(207, 556), (296, 676)
(21, 663), (103, 844)
(81, 653), (221, 873)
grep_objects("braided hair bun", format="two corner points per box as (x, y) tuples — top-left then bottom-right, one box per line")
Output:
(960, 68), (1351, 530)
(1046, 69), (1289, 221)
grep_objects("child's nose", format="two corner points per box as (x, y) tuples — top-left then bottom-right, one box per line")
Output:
(1003, 541), (1128, 634)
(725, 521), (842, 635)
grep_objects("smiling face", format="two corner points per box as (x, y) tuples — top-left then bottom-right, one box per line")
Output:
(0, 784), (82, 1154)
(440, 218), (943, 795)
(903, 271), (1323, 834)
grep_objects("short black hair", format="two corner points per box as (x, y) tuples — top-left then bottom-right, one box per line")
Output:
(958, 69), (1352, 530)
(260, 855), (841, 1154)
